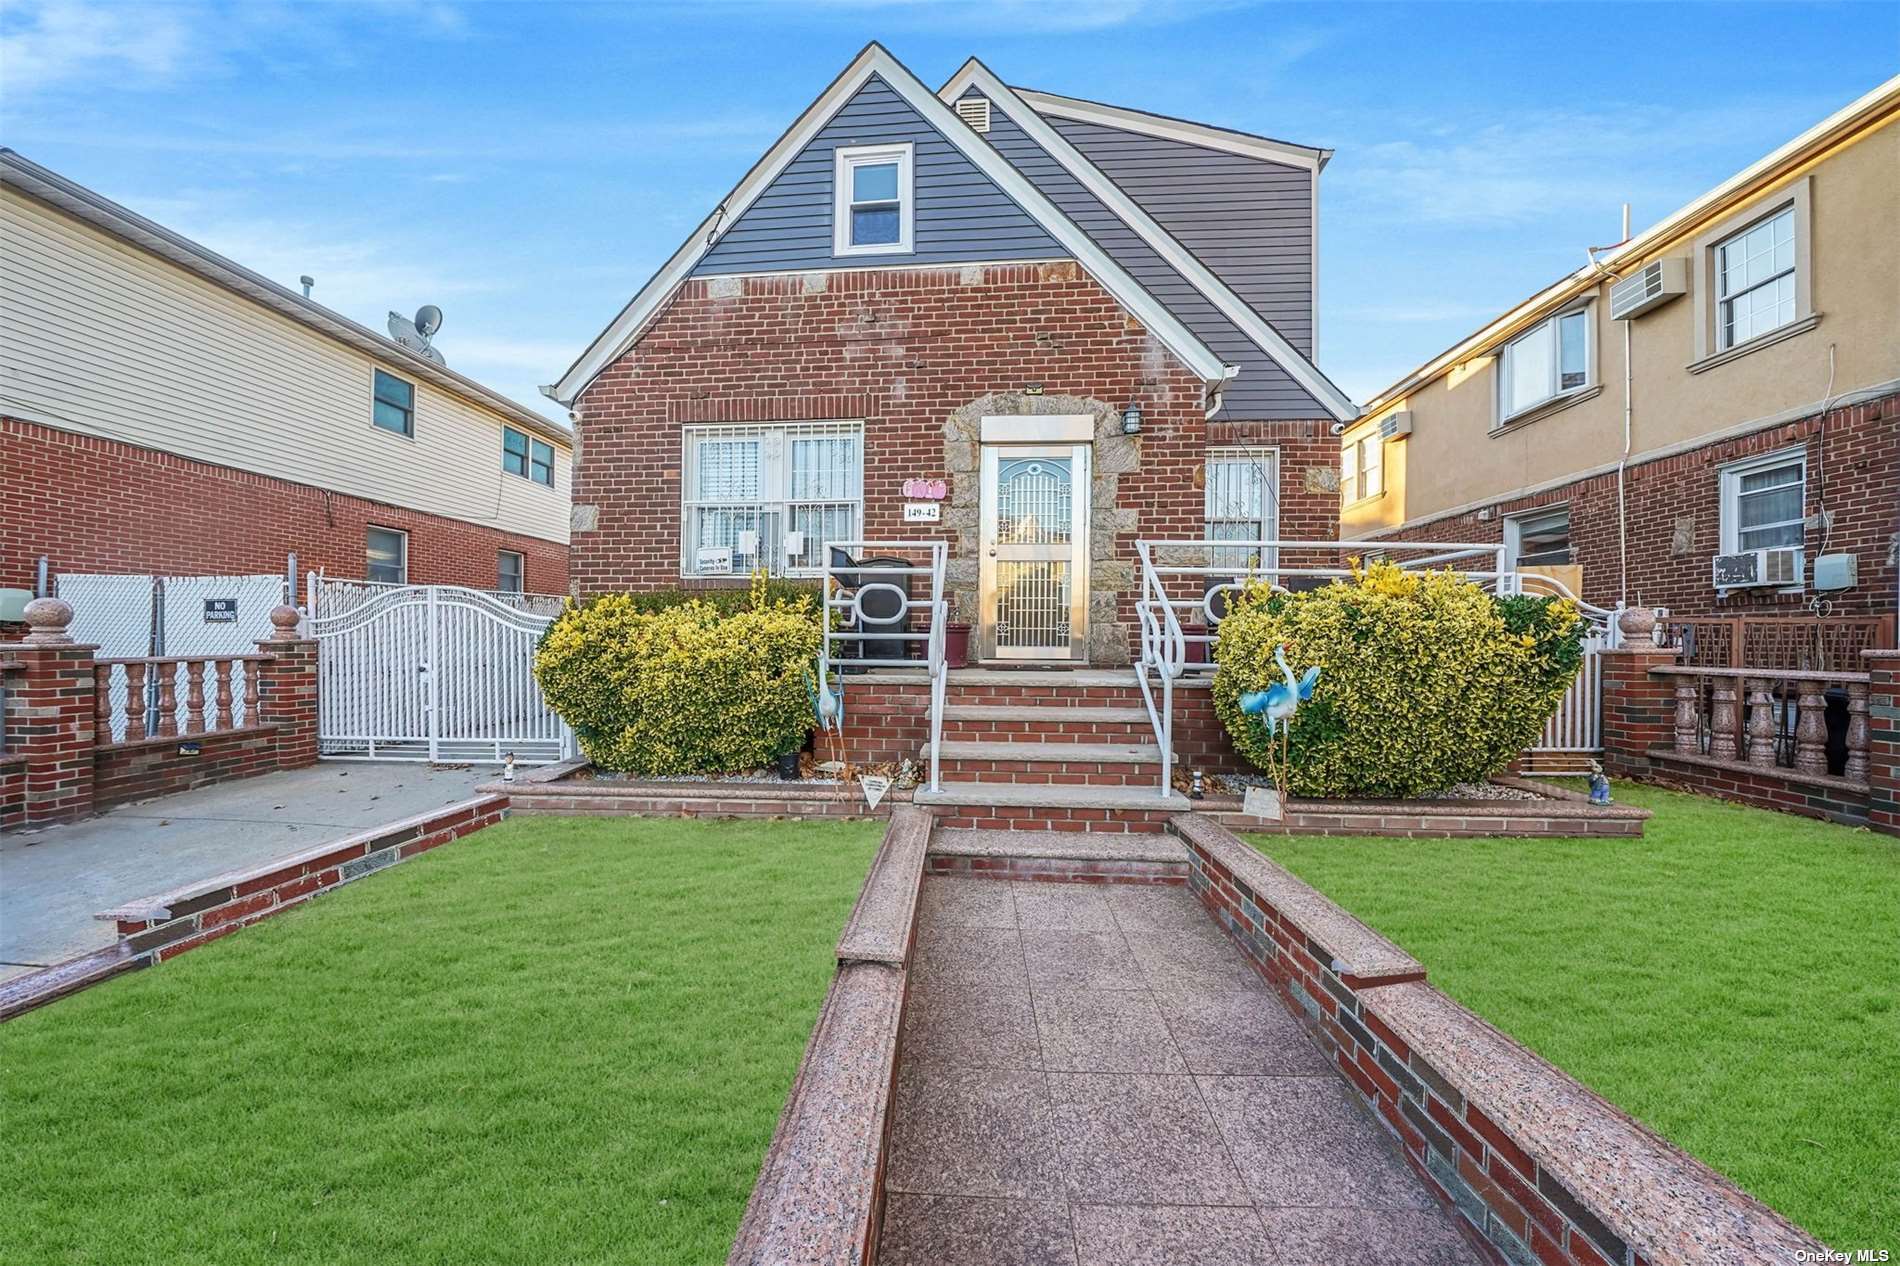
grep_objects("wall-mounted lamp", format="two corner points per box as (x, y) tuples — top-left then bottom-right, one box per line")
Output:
(1121, 397), (1144, 435)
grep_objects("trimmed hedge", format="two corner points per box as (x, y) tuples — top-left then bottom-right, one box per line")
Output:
(1212, 562), (1585, 798)
(535, 576), (821, 775)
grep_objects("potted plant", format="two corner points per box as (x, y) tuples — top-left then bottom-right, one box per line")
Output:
(943, 591), (973, 669)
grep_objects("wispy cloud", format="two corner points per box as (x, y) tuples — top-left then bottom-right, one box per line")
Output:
(643, 0), (1257, 34)
(1329, 96), (1837, 229)
(0, 0), (197, 96)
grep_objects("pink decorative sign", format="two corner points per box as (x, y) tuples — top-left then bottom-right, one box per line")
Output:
(902, 477), (948, 500)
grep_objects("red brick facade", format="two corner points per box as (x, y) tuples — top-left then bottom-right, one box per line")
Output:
(1370, 392), (1899, 620)
(569, 261), (1337, 654)
(1, 416), (568, 594)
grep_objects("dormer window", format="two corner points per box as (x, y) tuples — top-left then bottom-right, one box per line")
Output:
(833, 143), (912, 256)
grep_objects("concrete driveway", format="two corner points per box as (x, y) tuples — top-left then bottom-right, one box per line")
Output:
(1, 762), (500, 980)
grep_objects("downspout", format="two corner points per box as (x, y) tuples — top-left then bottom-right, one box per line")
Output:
(1588, 204), (1635, 607)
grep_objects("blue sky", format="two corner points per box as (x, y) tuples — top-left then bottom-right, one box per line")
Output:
(3, 1), (1894, 422)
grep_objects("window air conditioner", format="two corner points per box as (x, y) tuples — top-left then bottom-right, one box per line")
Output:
(1610, 258), (1687, 321)
(1379, 410), (1413, 440)
(1712, 547), (1803, 590)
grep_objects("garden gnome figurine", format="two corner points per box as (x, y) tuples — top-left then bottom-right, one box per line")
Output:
(1587, 761), (1612, 805)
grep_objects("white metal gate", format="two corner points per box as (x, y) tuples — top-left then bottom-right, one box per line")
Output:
(310, 582), (572, 763)
(1536, 632), (1606, 756)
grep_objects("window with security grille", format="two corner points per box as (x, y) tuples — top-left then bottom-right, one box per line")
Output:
(681, 423), (864, 576)
(1204, 448), (1278, 572)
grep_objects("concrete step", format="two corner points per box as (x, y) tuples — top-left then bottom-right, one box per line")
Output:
(915, 780), (1188, 833)
(928, 826), (1188, 864)
(941, 704), (1153, 724)
(927, 740), (1162, 764)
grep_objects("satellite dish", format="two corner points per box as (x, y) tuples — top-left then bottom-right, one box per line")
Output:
(414, 305), (443, 337)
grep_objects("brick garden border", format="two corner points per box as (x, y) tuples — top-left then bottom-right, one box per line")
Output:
(1170, 814), (1823, 1265)
(0, 794), (508, 1021)
(502, 760), (1650, 839)
(727, 806), (931, 1266)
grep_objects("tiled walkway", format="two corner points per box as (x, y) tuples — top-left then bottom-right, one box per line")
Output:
(879, 875), (1483, 1266)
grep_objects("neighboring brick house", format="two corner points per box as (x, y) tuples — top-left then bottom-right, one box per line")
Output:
(0, 150), (572, 601)
(1340, 76), (1899, 635)
(548, 44), (1356, 666)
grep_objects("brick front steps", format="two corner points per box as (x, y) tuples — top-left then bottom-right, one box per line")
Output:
(1171, 815), (1822, 1264)
(926, 826), (1189, 884)
(0, 794), (508, 1021)
(923, 739), (1164, 786)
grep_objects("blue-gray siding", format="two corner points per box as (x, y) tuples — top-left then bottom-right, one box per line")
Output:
(1047, 115), (1314, 355)
(692, 75), (1066, 276)
(978, 94), (1329, 419)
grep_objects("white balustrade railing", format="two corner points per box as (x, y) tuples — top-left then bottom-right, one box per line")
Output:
(1131, 538), (1607, 795)
(820, 541), (948, 794)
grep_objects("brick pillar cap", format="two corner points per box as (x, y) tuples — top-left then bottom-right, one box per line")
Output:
(268, 605), (304, 641)
(21, 596), (74, 645)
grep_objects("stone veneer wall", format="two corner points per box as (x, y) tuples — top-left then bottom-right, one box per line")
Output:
(1171, 815), (1822, 1266)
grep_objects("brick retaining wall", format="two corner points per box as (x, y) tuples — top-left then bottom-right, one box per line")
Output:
(1170, 814), (1822, 1265)
(0, 794), (509, 1020)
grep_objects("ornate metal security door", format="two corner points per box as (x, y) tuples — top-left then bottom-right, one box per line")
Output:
(978, 443), (1090, 661)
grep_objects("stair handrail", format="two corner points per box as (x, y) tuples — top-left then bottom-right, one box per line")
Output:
(820, 540), (947, 793)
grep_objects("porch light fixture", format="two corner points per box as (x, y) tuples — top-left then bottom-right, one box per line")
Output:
(1121, 397), (1143, 434)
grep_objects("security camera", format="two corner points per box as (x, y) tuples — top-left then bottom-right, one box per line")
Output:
(1328, 420), (1346, 436)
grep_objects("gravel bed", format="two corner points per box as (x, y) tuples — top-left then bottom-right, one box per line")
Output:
(1210, 772), (1544, 801)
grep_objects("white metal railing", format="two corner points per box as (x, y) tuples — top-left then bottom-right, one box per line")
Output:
(1131, 538), (1622, 794)
(820, 541), (948, 793)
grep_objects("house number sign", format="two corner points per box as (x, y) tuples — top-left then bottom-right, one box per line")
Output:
(903, 502), (941, 523)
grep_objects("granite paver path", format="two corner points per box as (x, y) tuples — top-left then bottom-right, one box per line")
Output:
(879, 869), (1484, 1266)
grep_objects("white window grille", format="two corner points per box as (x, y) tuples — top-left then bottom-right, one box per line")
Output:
(1720, 448), (1806, 553)
(1717, 206), (1796, 349)
(681, 422), (864, 577)
(1204, 448), (1278, 571)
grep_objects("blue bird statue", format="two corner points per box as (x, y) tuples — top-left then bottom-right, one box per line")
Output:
(1239, 644), (1319, 794)
(1239, 645), (1319, 739)
(805, 649), (845, 760)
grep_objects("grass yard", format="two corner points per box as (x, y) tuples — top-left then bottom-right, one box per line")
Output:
(1252, 784), (1899, 1249)
(0, 815), (882, 1266)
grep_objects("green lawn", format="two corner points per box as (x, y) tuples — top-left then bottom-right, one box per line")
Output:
(0, 815), (881, 1266)
(1251, 784), (1899, 1249)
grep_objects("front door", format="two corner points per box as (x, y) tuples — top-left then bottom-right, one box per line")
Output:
(979, 443), (1090, 661)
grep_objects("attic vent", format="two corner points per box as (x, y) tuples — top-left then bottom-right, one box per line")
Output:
(955, 96), (992, 133)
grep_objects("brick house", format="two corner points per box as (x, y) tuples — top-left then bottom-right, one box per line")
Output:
(0, 150), (572, 602)
(548, 44), (1356, 668)
(1340, 76), (1898, 645)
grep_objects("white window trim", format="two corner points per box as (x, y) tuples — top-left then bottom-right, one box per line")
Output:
(1204, 446), (1280, 569)
(679, 421), (866, 579)
(1691, 176), (1814, 369)
(1494, 302), (1594, 427)
(832, 143), (914, 257)
(1339, 432), (1384, 507)
(1718, 446), (1807, 558)
(1503, 504), (1572, 570)
(497, 549), (526, 592)
(366, 526), (409, 585)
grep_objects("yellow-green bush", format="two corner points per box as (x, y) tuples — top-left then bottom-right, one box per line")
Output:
(1212, 562), (1584, 798)
(534, 576), (821, 775)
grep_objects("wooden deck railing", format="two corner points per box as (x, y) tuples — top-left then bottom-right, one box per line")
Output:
(1668, 614), (1894, 673)
(94, 655), (274, 744)
(1653, 665), (1871, 782)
